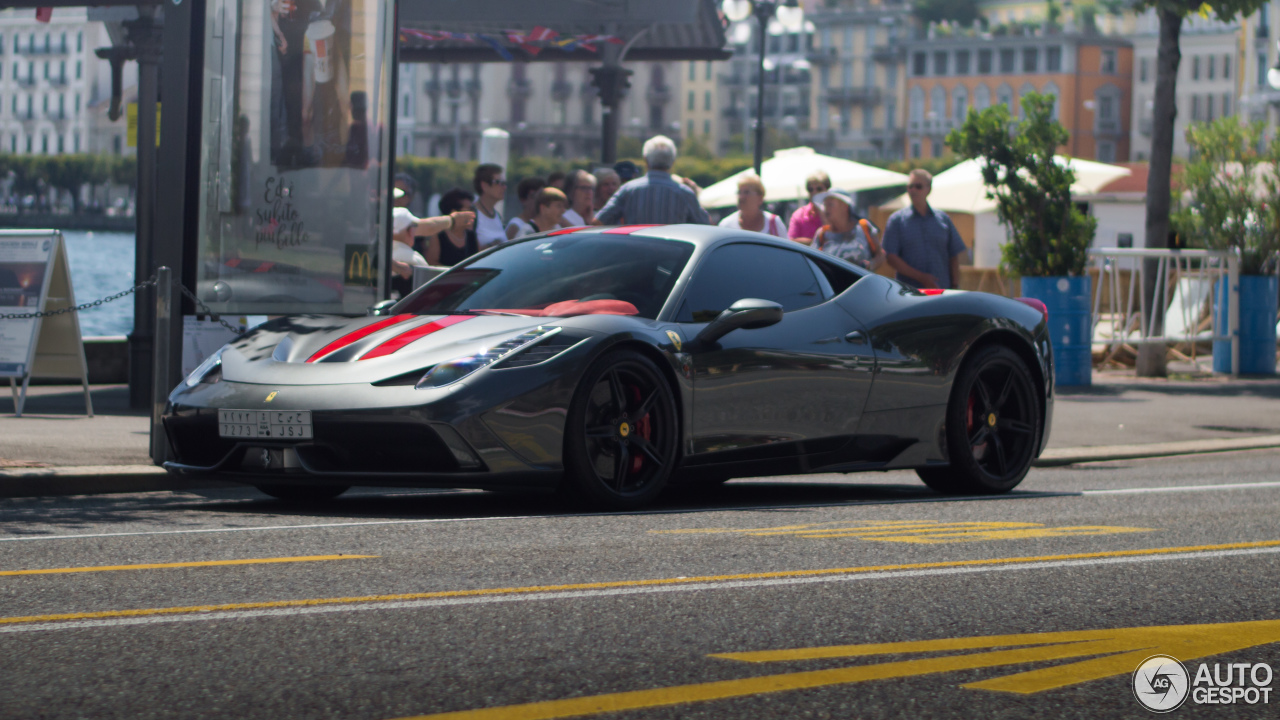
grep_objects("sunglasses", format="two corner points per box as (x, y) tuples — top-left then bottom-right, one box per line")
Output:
(490, 178), (508, 186)
(909, 183), (927, 190)
(807, 185), (826, 192)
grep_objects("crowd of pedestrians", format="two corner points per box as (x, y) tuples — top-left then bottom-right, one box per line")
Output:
(392, 133), (964, 296)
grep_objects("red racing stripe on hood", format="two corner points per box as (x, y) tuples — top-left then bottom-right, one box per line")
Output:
(359, 315), (472, 360)
(305, 314), (417, 363)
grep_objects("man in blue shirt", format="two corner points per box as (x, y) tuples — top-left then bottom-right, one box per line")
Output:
(595, 135), (711, 226)
(882, 169), (969, 289)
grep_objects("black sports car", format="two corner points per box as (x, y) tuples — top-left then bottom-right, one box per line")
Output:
(163, 224), (1054, 508)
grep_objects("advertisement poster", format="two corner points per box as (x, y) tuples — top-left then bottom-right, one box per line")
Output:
(0, 234), (54, 378)
(196, 0), (394, 316)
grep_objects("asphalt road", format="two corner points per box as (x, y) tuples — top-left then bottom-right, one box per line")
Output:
(2, 450), (1280, 719)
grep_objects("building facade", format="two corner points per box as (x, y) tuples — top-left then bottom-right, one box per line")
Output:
(903, 32), (1133, 162)
(396, 58), (685, 162)
(0, 8), (131, 156)
(714, 16), (815, 158)
(800, 2), (908, 161)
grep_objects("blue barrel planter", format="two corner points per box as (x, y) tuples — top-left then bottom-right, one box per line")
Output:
(1020, 276), (1093, 387)
(1214, 274), (1279, 375)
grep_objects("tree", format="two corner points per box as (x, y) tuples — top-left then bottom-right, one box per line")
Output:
(946, 92), (1096, 277)
(911, 0), (982, 27)
(1135, 0), (1270, 376)
(1172, 118), (1280, 275)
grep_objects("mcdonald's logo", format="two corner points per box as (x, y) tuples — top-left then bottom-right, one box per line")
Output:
(344, 244), (376, 286)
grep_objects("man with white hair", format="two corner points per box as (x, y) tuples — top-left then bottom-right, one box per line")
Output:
(594, 135), (711, 225)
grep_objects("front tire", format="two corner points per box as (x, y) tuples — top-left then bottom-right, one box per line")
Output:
(562, 350), (679, 509)
(917, 345), (1040, 494)
(255, 484), (349, 502)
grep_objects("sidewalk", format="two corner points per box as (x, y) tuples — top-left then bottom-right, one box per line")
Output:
(2, 372), (1279, 497)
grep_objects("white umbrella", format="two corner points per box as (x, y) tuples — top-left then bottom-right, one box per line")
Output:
(698, 147), (909, 209)
(881, 157), (1132, 214)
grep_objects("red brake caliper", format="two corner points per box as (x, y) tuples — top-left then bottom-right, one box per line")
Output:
(630, 385), (649, 474)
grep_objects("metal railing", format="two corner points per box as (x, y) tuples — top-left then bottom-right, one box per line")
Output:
(1088, 248), (1239, 374)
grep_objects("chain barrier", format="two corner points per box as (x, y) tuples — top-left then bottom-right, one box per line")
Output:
(0, 274), (243, 336)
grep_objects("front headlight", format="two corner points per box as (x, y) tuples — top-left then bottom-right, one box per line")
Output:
(185, 347), (225, 387)
(416, 327), (560, 389)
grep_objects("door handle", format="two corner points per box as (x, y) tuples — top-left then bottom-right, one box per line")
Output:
(845, 331), (865, 344)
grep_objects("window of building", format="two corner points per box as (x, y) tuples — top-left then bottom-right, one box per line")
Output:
(1097, 140), (1115, 163)
(73, 131), (79, 152)
(43, 61), (49, 79)
(841, 60), (852, 87)
(1222, 93), (1231, 115)
(978, 49), (993, 74)
(706, 61), (712, 81)
(58, 60), (64, 80)
(704, 90), (712, 110)
(885, 96), (896, 128)
(1101, 49), (1117, 74)
(9, 136), (14, 153)
(912, 51), (927, 76)
(74, 93), (80, 115)
(41, 134), (47, 154)
(839, 105), (851, 133)
(687, 91), (694, 111)
(956, 50), (971, 75)
(1035, 47), (1055, 74)
(113, 135), (120, 154)
(909, 85), (924, 127)
(688, 63), (695, 81)
(703, 119), (710, 135)
(997, 83), (1014, 112)
(1191, 55), (1200, 80)
(42, 94), (47, 113)
(974, 83), (991, 111)
(1042, 82), (1060, 119)
(999, 48), (1015, 73)
(1022, 48), (1038, 73)
(932, 141), (943, 158)
(911, 140), (921, 158)
(60, 32), (66, 52)
(1222, 54), (1230, 79)
(952, 85), (968, 123)
(77, 31), (83, 52)
(9, 96), (14, 114)
(930, 85), (946, 124)
(1208, 55), (1216, 80)
(27, 136), (32, 153)
(1191, 94), (1200, 120)
(1206, 93), (1215, 120)
(933, 51), (948, 76)
(1140, 57), (1149, 82)
(863, 104), (873, 130)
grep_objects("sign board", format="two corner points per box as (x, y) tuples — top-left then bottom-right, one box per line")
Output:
(0, 230), (93, 417)
(126, 102), (162, 148)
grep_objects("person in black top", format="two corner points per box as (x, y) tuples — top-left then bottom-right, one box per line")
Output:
(421, 188), (479, 266)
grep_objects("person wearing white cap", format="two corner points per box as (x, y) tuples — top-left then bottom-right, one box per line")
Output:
(811, 191), (885, 272)
(390, 205), (474, 297)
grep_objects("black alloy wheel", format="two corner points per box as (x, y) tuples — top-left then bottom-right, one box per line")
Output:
(563, 350), (679, 509)
(917, 344), (1040, 494)
(255, 484), (350, 502)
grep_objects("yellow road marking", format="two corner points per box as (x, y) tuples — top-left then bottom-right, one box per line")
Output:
(1, 539), (1277, 626)
(0, 555), (376, 577)
(652, 520), (1154, 544)
(393, 619), (1280, 719)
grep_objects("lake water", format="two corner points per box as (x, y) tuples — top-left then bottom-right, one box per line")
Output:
(61, 230), (137, 338)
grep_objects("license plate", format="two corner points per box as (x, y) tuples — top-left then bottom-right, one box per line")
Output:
(218, 410), (313, 439)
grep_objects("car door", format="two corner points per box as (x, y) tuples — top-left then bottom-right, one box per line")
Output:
(674, 242), (876, 459)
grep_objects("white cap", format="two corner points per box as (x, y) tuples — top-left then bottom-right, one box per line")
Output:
(393, 187), (406, 200)
(812, 190), (854, 208)
(392, 207), (420, 234)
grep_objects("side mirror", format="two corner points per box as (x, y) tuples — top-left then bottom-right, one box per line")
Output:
(368, 299), (397, 316)
(694, 298), (783, 346)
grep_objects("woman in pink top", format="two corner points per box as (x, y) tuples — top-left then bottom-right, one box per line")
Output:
(787, 170), (830, 246)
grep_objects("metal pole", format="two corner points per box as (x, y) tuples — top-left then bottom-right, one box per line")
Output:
(752, 7), (771, 176)
(1228, 249), (1239, 376)
(150, 266), (171, 463)
(127, 9), (163, 409)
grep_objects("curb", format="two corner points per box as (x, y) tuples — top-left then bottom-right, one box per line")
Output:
(0, 465), (233, 499)
(1034, 434), (1280, 467)
(3, 437), (1280, 498)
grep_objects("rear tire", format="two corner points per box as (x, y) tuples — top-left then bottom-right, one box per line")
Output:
(255, 484), (349, 502)
(562, 350), (679, 510)
(917, 345), (1041, 495)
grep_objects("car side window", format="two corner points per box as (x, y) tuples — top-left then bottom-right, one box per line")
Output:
(678, 243), (826, 323)
(808, 255), (861, 295)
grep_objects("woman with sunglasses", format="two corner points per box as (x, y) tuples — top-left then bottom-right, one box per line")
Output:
(473, 163), (508, 249)
(718, 174), (786, 238)
(787, 170), (831, 246)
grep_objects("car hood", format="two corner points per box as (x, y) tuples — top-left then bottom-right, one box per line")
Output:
(217, 313), (556, 385)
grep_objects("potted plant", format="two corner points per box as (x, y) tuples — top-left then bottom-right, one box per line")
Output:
(947, 92), (1098, 386)
(1173, 119), (1280, 375)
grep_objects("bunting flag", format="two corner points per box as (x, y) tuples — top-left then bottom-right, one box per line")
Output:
(35, 7), (52, 23)
(399, 25), (622, 60)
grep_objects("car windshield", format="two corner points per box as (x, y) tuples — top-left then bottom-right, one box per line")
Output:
(395, 233), (695, 320)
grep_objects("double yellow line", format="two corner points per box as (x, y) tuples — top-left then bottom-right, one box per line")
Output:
(3, 540), (1278, 627)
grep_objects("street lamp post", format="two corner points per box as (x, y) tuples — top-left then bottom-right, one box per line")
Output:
(723, 0), (804, 176)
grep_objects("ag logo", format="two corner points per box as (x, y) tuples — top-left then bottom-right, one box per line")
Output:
(1133, 654), (1190, 713)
